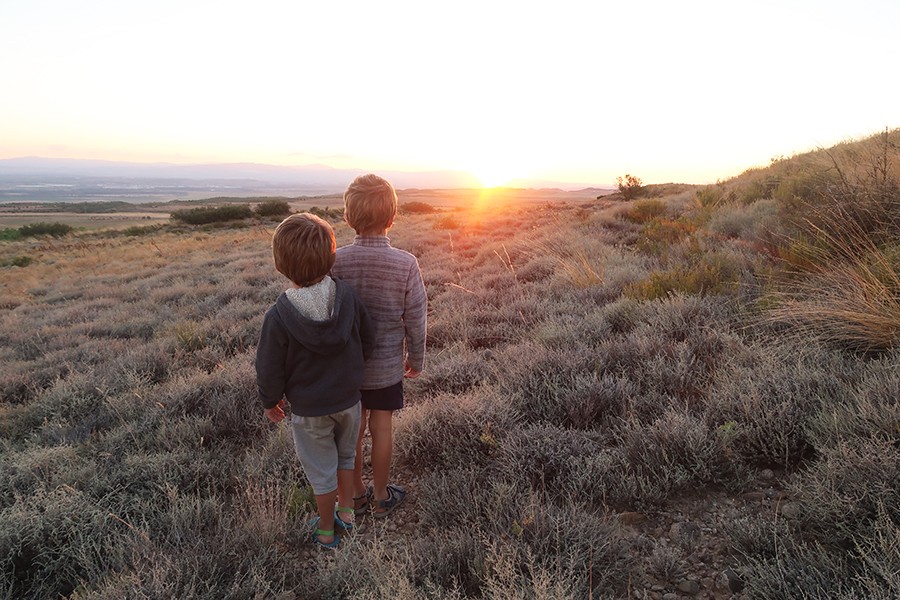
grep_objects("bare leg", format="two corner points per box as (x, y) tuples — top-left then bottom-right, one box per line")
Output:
(368, 409), (394, 504)
(313, 489), (338, 544)
(353, 408), (368, 498)
(336, 468), (355, 525)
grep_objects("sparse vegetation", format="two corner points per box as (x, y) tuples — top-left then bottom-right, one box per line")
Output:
(0, 131), (897, 599)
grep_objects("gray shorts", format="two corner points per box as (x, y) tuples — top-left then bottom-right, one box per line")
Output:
(291, 402), (361, 495)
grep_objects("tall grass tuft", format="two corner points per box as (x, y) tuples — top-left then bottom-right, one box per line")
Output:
(766, 207), (900, 352)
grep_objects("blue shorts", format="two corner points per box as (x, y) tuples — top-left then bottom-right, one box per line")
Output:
(291, 402), (361, 495)
(361, 381), (404, 411)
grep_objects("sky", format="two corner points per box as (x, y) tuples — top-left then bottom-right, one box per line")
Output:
(1, 0), (898, 188)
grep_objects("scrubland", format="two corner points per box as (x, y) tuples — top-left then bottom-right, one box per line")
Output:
(1, 131), (898, 599)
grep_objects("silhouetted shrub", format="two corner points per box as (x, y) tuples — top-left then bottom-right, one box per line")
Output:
(170, 205), (254, 225)
(617, 173), (644, 200)
(254, 199), (291, 217)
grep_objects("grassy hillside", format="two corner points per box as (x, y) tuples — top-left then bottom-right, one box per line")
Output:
(0, 132), (898, 599)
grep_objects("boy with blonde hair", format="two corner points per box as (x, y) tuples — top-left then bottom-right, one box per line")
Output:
(332, 174), (427, 517)
(256, 213), (374, 548)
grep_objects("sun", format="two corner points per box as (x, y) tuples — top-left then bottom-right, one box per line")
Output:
(470, 165), (520, 189)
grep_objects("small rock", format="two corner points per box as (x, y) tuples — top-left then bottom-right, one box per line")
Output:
(662, 594), (679, 600)
(618, 511), (647, 525)
(720, 567), (744, 593)
(760, 468), (775, 480)
(779, 501), (801, 519)
(764, 487), (789, 501)
(677, 580), (700, 594)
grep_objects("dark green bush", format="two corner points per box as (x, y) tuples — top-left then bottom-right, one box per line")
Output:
(170, 205), (254, 225)
(0, 228), (21, 241)
(254, 199), (292, 217)
(123, 224), (163, 237)
(19, 222), (73, 237)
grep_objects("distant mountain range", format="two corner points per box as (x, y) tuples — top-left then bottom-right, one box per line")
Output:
(0, 157), (608, 203)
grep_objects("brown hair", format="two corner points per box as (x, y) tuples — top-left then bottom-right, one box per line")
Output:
(343, 173), (398, 234)
(271, 213), (336, 286)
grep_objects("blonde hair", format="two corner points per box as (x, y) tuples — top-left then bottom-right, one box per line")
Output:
(272, 213), (336, 286)
(343, 173), (398, 234)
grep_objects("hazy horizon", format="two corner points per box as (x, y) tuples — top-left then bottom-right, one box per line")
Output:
(2, 1), (898, 187)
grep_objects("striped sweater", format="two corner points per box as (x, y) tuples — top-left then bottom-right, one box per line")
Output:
(332, 235), (427, 390)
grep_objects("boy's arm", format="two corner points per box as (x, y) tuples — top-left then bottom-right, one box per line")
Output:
(256, 308), (289, 417)
(403, 258), (428, 373)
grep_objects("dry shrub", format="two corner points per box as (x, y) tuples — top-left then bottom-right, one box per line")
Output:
(805, 354), (900, 447)
(497, 424), (603, 499)
(619, 199), (668, 224)
(0, 486), (130, 599)
(612, 409), (739, 507)
(789, 438), (900, 549)
(415, 342), (496, 395)
(704, 343), (846, 468)
(394, 390), (514, 473)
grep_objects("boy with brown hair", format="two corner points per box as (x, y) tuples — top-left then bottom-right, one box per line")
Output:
(332, 174), (427, 517)
(256, 212), (375, 548)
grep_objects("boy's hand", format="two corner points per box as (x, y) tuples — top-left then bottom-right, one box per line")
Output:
(264, 399), (288, 423)
(404, 361), (420, 379)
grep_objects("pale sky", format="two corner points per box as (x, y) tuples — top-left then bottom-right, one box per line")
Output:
(1, 0), (898, 187)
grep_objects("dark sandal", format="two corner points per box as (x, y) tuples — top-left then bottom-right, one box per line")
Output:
(353, 486), (373, 515)
(373, 484), (406, 518)
(335, 506), (354, 531)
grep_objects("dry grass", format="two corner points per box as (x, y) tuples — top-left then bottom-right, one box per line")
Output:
(1, 179), (899, 598)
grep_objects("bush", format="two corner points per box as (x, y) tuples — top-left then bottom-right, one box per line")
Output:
(637, 217), (696, 256)
(0, 255), (32, 268)
(0, 228), (22, 241)
(122, 224), (164, 237)
(19, 222), (73, 237)
(620, 199), (666, 224)
(254, 200), (291, 217)
(617, 174), (644, 200)
(170, 205), (254, 225)
(400, 201), (436, 214)
(624, 255), (740, 300)
(308, 206), (343, 221)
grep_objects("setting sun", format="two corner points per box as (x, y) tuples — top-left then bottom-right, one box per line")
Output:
(470, 164), (522, 189)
